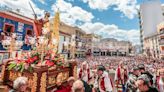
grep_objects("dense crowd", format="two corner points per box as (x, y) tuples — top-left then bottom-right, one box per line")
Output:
(75, 56), (164, 92)
(76, 56), (164, 74)
(8, 56), (164, 92)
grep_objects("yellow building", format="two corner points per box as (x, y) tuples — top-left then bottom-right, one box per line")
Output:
(83, 34), (101, 56)
(50, 20), (76, 59)
(157, 22), (164, 59)
(74, 27), (86, 58)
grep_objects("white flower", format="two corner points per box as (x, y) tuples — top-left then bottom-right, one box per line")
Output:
(29, 37), (36, 45)
(42, 28), (48, 35)
(38, 36), (45, 44)
(12, 33), (16, 38)
(52, 38), (57, 45)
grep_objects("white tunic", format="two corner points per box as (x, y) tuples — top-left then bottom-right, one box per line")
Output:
(94, 71), (113, 92)
(159, 77), (164, 92)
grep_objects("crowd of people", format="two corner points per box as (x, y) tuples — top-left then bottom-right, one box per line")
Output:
(75, 56), (164, 92)
(8, 56), (164, 92)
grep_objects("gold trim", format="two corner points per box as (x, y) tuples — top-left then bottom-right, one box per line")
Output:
(8, 71), (22, 81)
(31, 73), (37, 92)
(48, 76), (56, 85)
(56, 73), (63, 86)
(40, 72), (47, 92)
(0, 65), (6, 82)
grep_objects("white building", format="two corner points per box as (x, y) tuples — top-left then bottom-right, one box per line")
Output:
(94, 38), (132, 56)
(139, 0), (163, 58)
(140, 0), (163, 38)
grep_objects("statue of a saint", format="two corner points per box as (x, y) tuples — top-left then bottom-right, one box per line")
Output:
(33, 12), (50, 37)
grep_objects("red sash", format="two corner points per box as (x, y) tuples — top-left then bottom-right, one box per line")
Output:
(79, 69), (91, 81)
(100, 77), (113, 91)
(100, 77), (105, 91)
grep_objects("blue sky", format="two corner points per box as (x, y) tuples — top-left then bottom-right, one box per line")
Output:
(0, 0), (164, 45)
(33, 0), (164, 30)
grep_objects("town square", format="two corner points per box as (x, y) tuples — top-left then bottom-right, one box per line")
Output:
(0, 0), (164, 92)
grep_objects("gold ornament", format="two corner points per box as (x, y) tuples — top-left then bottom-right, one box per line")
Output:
(9, 71), (22, 81)
(40, 72), (47, 92)
(56, 73), (63, 86)
(0, 65), (6, 82)
(31, 73), (37, 92)
(48, 76), (56, 85)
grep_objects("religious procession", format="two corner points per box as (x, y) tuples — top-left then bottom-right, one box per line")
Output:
(0, 0), (164, 92)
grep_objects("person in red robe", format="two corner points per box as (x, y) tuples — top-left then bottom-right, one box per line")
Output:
(157, 69), (164, 92)
(55, 77), (75, 92)
(94, 65), (113, 92)
(33, 12), (50, 37)
(78, 61), (92, 83)
(114, 61), (127, 92)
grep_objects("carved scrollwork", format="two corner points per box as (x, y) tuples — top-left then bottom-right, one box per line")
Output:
(40, 72), (47, 92)
(31, 73), (37, 92)
(62, 72), (69, 81)
(48, 76), (56, 85)
(56, 73), (63, 86)
(0, 65), (6, 81)
(9, 71), (22, 81)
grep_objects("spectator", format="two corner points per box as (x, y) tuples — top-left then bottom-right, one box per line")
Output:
(10, 77), (28, 92)
(94, 65), (113, 92)
(157, 69), (164, 92)
(136, 74), (158, 92)
(72, 80), (85, 92)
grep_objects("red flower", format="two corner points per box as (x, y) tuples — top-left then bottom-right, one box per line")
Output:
(45, 60), (54, 66)
(32, 56), (38, 61)
(26, 57), (35, 64)
(16, 60), (22, 64)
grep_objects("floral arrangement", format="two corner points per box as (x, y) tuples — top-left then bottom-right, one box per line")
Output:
(7, 51), (64, 72)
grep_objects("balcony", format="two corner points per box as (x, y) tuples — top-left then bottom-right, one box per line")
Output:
(159, 29), (164, 34)
(160, 51), (164, 55)
(159, 39), (164, 45)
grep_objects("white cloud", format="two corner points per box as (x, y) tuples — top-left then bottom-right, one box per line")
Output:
(51, 0), (94, 26)
(80, 22), (140, 45)
(38, 0), (47, 5)
(83, 0), (115, 10)
(82, 0), (138, 19)
(67, 0), (74, 2)
(0, 0), (44, 19)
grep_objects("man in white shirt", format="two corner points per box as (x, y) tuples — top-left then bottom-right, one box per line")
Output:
(78, 61), (92, 83)
(157, 69), (164, 92)
(94, 65), (113, 92)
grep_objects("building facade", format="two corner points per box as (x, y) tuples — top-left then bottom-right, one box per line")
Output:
(74, 27), (86, 58)
(139, 0), (163, 59)
(98, 38), (132, 56)
(83, 34), (101, 56)
(157, 22), (164, 59)
(58, 22), (75, 59)
(0, 9), (34, 50)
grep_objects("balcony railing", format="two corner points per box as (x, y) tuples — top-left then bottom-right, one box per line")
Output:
(160, 51), (164, 55)
(159, 39), (164, 45)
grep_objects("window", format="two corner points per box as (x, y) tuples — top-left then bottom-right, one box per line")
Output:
(160, 29), (164, 34)
(1, 23), (14, 41)
(3, 23), (15, 34)
(26, 29), (33, 37)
